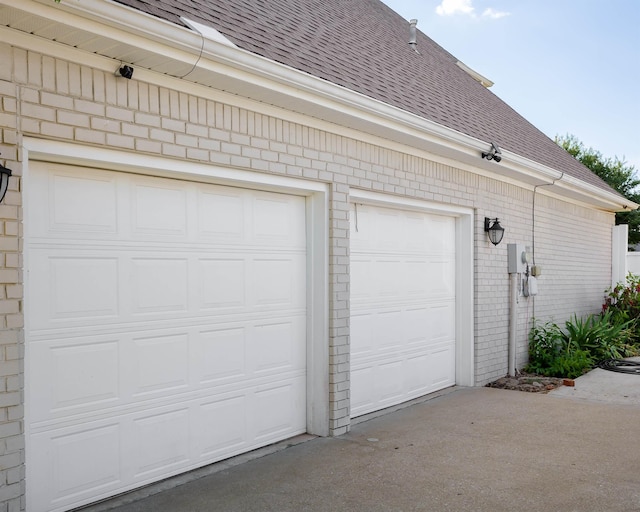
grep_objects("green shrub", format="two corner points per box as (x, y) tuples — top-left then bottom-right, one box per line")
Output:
(526, 319), (593, 378)
(564, 311), (633, 362)
(603, 273), (640, 345)
(526, 321), (564, 375)
(525, 311), (633, 378)
(546, 350), (593, 379)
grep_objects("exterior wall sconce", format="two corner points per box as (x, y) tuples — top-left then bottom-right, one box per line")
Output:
(0, 163), (11, 203)
(484, 217), (505, 246)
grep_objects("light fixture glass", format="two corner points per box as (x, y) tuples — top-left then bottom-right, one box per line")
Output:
(484, 217), (505, 246)
(0, 164), (11, 203)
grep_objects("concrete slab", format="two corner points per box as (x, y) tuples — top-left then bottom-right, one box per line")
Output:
(550, 365), (640, 404)
(82, 385), (640, 512)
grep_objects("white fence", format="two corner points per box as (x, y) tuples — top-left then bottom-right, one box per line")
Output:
(628, 252), (640, 276)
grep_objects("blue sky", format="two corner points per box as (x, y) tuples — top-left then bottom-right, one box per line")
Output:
(383, 0), (640, 171)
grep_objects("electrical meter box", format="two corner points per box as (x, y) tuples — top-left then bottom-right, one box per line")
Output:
(507, 243), (527, 274)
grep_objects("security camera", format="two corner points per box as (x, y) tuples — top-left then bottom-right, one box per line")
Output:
(482, 142), (502, 163)
(117, 65), (134, 79)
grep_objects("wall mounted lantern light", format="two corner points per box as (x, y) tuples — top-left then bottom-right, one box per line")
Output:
(484, 217), (505, 246)
(0, 163), (11, 203)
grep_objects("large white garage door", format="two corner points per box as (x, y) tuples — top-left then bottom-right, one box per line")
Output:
(26, 162), (307, 512)
(350, 203), (456, 417)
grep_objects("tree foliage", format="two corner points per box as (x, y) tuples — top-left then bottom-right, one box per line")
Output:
(556, 134), (640, 246)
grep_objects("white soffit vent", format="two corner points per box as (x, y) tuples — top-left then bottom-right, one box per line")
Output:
(180, 16), (237, 47)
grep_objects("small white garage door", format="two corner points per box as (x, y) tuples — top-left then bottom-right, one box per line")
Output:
(26, 162), (307, 512)
(350, 203), (456, 417)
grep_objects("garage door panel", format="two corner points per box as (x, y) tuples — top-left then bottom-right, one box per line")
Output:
(350, 258), (373, 300)
(404, 307), (429, 345)
(377, 360), (404, 403)
(425, 259), (456, 296)
(131, 181), (188, 237)
(428, 343), (456, 387)
(374, 209), (403, 248)
(427, 302), (455, 341)
(198, 327), (246, 383)
(197, 187), (245, 239)
(28, 167), (119, 238)
(350, 203), (456, 417)
(350, 312), (374, 356)
(403, 260), (429, 296)
(50, 340), (120, 412)
(27, 163), (308, 511)
(28, 253), (304, 332)
(199, 258), (246, 308)
(428, 217), (456, 253)
(29, 337), (120, 422)
(375, 310), (403, 349)
(252, 379), (306, 441)
(195, 395), (247, 458)
(131, 333), (189, 397)
(29, 423), (122, 512)
(251, 321), (297, 372)
(28, 251), (120, 328)
(131, 258), (189, 314)
(253, 195), (303, 243)
(131, 408), (191, 478)
(253, 255), (305, 306)
(405, 353), (431, 394)
(349, 366), (375, 417)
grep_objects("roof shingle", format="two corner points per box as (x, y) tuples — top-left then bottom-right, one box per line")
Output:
(113, 0), (617, 194)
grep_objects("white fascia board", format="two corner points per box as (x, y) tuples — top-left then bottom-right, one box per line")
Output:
(16, 0), (638, 212)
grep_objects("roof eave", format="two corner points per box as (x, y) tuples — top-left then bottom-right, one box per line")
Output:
(9, 0), (637, 212)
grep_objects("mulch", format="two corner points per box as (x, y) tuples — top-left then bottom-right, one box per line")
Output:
(485, 373), (565, 393)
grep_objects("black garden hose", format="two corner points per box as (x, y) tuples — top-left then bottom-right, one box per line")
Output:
(598, 359), (640, 374)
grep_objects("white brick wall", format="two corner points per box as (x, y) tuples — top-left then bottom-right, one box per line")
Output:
(0, 69), (24, 512)
(0, 43), (618, 508)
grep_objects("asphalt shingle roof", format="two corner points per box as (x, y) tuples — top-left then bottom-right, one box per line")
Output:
(113, 0), (617, 195)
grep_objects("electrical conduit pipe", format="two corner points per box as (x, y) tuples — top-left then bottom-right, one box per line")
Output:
(509, 273), (518, 376)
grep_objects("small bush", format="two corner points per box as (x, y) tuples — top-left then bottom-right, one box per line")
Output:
(564, 311), (633, 362)
(526, 311), (633, 379)
(546, 350), (593, 379)
(526, 321), (564, 375)
(526, 319), (593, 378)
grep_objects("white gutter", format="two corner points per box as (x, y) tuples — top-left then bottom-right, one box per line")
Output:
(12, 0), (638, 211)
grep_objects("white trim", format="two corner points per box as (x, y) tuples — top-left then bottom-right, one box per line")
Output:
(24, 138), (327, 196)
(22, 138), (330, 442)
(350, 189), (474, 217)
(348, 191), (475, 389)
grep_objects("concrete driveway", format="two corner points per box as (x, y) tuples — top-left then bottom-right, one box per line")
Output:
(85, 375), (640, 512)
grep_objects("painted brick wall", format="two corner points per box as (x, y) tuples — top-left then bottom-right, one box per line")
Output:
(0, 43), (618, 507)
(0, 71), (25, 511)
